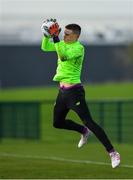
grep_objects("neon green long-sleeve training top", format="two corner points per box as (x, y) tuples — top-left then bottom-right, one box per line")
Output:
(41, 37), (85, 84)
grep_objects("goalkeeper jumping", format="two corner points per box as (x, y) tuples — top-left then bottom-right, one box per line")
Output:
(41, 19), (120, 168)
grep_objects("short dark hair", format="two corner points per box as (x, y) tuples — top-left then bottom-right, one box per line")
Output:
(65, 24), (81, 35)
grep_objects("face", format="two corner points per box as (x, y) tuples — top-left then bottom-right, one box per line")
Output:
(63, 28), (79, 43)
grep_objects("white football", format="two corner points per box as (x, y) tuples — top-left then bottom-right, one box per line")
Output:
(41, 21), (55, 37)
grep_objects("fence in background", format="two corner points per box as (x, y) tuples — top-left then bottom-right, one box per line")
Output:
(0, 100), (133, 143)
(87, 100), (133, 143)
(0, 102), (41, 139)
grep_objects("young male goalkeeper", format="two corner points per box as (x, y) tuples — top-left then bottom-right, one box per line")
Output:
(41, 19), (120, 168)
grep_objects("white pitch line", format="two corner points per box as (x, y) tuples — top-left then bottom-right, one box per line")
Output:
(0, 153), (133, 169)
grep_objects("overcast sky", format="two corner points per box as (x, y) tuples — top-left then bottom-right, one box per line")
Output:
(0, 0), (132, 44)
(0, 0), (132, 17)
(0, 0), (132, 27)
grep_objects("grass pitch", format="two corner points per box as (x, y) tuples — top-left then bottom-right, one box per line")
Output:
(0, 140), (133, 179)
(0, 82), (133, 101)
(0, 82), (133, 178)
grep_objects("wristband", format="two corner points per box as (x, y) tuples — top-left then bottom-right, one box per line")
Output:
(53, 36), (60, 43)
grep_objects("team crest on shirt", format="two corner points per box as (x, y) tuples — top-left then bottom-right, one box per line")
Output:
(76, 101), (80, 106)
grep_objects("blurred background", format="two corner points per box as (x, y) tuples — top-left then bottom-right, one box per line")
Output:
(0, 0), (133, 178)
(0, 0), (133, 87)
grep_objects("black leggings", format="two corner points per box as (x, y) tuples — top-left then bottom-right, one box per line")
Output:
(53, 86), (114, 152)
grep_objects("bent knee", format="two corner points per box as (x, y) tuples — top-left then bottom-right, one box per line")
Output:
(53, 121), (59, 128)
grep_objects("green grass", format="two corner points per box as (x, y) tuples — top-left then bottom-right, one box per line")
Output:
(0, 82), (133, 101)
(0, 140), (133, 179)
(0, 82), (133, 178)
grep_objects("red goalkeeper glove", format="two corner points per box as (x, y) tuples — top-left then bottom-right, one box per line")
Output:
(49, 23), (61, 37)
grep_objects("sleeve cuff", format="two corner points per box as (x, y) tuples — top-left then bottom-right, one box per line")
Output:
(53, 36), (60, 43)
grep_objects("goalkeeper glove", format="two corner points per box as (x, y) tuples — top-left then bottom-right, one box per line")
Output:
(49, 23), (61, 37)
(41, 18), (61, 37)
